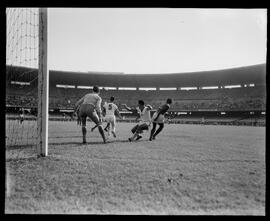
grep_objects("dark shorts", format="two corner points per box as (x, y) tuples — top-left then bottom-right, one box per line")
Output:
(79, 104), (101, 126)
(131, 123), (149, 134)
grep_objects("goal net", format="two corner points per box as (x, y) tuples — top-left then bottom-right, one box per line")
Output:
(6, 8), (48, 157)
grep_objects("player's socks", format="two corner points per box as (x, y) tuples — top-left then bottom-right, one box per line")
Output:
(128, 133), (137, 142)
(82, 126), (87, 143)
(91, 125), (98, 132)
(98, 125), (106, 143)
(149, 130), (155, 141)
(133, 133), (139, 140)
(152, 124), (164, 138)
(104, 123), (110, 132)
(150, 123), (157, 141)
(136, 135), (142, 141)
(128, 135), (136, 141)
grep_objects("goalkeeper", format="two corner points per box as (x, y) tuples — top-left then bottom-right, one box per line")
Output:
(74, 85), (106, 144)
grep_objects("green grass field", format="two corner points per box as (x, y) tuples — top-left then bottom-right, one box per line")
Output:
(5, 121), (265, 215)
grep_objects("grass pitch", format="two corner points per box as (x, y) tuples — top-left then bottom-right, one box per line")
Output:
(5, 121), (265, 215)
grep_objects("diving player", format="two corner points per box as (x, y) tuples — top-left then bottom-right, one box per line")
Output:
(123, 100), (152, 142)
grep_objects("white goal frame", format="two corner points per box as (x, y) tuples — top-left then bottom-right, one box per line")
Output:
(37, 8), (48, 157)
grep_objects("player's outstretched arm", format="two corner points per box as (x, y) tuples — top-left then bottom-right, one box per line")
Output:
(146, 104), (153, 110)
(122, 104), (132, 112)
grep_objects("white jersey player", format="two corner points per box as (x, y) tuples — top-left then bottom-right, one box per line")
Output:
(123, 100), (152, 142)
(103, 96), (122, 137)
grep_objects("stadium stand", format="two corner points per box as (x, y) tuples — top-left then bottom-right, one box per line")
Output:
(6, 64), (266, 126)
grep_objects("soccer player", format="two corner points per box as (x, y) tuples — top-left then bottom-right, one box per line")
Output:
(103, 96), (122, 137)
(74, 85), (106, 144)
(19, 108), (24, 124)
(149, 98), (172, 141)
(73, 108), (82, 125)
(201, 116), (205, 125)
(123, 100), (152, 142)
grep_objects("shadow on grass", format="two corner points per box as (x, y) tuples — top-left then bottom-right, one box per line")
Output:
(6, 139), (143, 152)
(6, 156), (39, 163)
(107, 139), (130, 143)
(6, 144), (35, 150)
(49, 141), (103, 146)
(49, 135), (81, 139)
(49, 138), (132, 146)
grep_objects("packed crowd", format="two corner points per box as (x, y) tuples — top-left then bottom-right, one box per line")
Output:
(6, 85), (266, 111)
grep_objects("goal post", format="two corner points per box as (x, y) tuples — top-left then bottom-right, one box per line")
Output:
(6, 8), (49, 157)
(37, 8), (48, 157)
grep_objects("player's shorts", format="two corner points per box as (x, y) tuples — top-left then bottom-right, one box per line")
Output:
(104, 115), (116, 124)
(79, 103), (100, 125)
(131, 122), (149, 134)
(152, 112), (165, 123)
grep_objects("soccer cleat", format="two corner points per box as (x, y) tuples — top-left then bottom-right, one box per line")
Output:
(128, 138), (132, 142)
(136, 135), (142, 141)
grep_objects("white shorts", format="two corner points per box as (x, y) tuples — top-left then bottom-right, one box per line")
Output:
(152, 112), (165, 123)
(104, 115), (116, 124)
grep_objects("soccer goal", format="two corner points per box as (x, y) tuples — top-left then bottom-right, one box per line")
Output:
(6, 8), (48, 157)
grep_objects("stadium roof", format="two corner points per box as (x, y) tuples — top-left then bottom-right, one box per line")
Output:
(6, 63), (266, 88)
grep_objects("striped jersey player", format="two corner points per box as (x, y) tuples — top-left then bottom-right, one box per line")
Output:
(149, 98), (172, 141)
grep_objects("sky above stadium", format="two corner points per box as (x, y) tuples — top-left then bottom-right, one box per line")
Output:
(48, 8), (267, 74)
